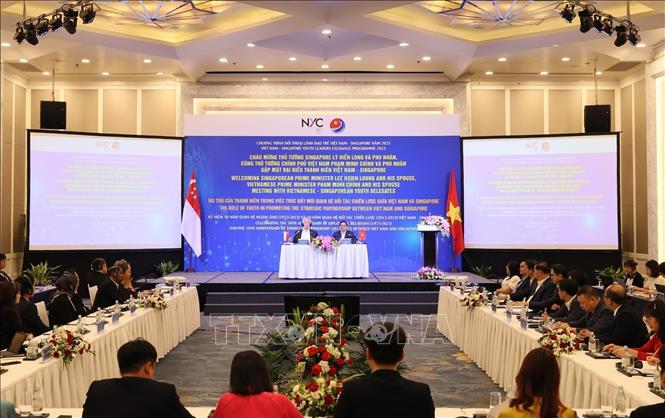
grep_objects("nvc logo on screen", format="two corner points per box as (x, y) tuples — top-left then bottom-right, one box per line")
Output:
(300, 117), (346, 133)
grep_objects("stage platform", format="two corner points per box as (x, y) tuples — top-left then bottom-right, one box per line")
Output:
(165, 272), (495, 315)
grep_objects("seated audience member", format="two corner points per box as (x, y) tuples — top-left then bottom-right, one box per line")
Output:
(526, 262), (557, 313)
(639, 259), (664, 292)
(605, 299), (665, 363)
(603, 284), (649, 347)
(661, 261), (665, 281)
(0, 281), (21, 350)
(114, 259), (138, 299)
(496, 348), (575, 418)
(15, 275), (49, 336)
(623, 260), (644, 288)
(292, 217), (318, 243)
(332, 220), (357, 243)
(212, 350), (303, 418)
(0, 253), (10, 282)
(64, 269), (90, 316)
(496, 261), (521, 295)
(549, 280), (584, 324)
(508, 260), (538, 302)
(86, 258), (108, 288)
(334, 322), (434, 418)
(569, 269), (591, 288)
(48, 273), (85, 326)
(92, 266), (127, 310)
(83, 339), (193, 418)
(0, 400), (17, 418)
(543, 264), (567, 313)
(560, 285), (614, 343)
(629, 348), (665, 418)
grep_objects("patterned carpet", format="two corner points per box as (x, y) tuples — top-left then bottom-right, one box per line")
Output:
(155, 314), (503, 408)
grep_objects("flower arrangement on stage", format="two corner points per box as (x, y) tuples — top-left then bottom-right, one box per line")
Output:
(538, 327), (581, 357)
(414, 266), (447, 281)
(311, 236), (339, 253)
(47, 327), (94, 365)
(460, 291), (488, 309)
(144, 291), (168, 310)
(419, 215), (451, 237)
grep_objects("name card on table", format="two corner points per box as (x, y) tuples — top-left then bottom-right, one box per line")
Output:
(298, 239), (309, 245)
(491, 301), (497, 313)
(459, 287), (464, 296)
(41, 345), (53, 362)
(506, 309), (512, 321)
(449, 284), (455, 291)
(130, 304), (136, 315)
(519, 316), (528, 330)
(97, 320), (106, 333)
(112, 312), (121, 324)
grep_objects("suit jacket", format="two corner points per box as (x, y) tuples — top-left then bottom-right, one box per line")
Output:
(48, 293), (79, 327)
(92, 278), (126, 311)
(609, 304), (649, 347)
(629, 402), (665, 418)
(625, 272), (644, 288)
(510, 277), (536, 302)
(82, 377), (194, 418)
(86, 271), (107, 288)
(291, 229), (318, 243)
(527, 277), (557, 312)
(17, 297), (49, 336)
(0, 271), (11, 282)
(332, 230), (357, 243)
(570, 301), (614, 343)
(553, 297), (586, 324)
(0, 307), (20, 350)
(333, 369), (434, 418)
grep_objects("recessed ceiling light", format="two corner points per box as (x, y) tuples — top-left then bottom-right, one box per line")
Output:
(321, 64), (329, 69)
(386, 64), (395, 69)
(422, 56), (431, 61)
(256, 64), (264, 69)
(143, 58), (152, 64)
(19, 59), (28, 63)
(540, 71), (549, 75)
(552, 44), (559, 47)
(353, 56), (362, 61)
(81, 58), (91, 64)
(247, 43), (255, 48)
(289, 57), (297, 62)
(321, 29), (332, 35)
(398, 42), (409, 47)
(101, 72), (110, 76)
(561, 57), (571, 62)
(498, 57), (507, 62)
(219, 57), (228, 63)
(595, 71), (603, 75)
(485, 71), (494, 75)
(1, 42), (10, 48)
(156, 72), (164, 76)
(322, 78), (328, 82)
(42, 71), (50, 76)
(262, 77), (268, 81)
(636, 43), (646, 48)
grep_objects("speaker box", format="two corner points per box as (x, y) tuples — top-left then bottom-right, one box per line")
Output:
(40, 101), (67, 130)
(584, 104), (611, 133)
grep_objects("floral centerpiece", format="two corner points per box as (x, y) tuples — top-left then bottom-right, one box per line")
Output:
(414, 266), (447, 281)
(47, 327), (94, 365)
(311, 236), (338, 253)
(144, 292), (168, 310)
(538, 327), (581, 357)
(419, 215), (451, 237)
(460, 291), (488, 309)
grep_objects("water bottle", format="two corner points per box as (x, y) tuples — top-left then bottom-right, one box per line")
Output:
(95, 307), (102, 324)
(614, 386), (627, 416)
(32, 385), (44, 412)
(114, 300), (120, 315)
(76, 315), (84, 333)
(521, 302), (527, 319)
(621, 346), (632, 368)
(129, 295), (135, 313)
(654, 364), (661, 390)
(588, 333), (597, 353)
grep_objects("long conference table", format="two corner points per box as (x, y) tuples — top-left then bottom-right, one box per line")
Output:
(0, 286), (200, 408)
(279, 243), (369, 279)
(437, 287), (663, 409)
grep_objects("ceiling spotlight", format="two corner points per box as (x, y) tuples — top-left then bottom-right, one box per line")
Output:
(79, 2), (96, 24)
(321, 29), (332, 35)
(143, 59), (152, 64)
(560, 3), (575, 23)
(35, 16), (50, 36)
(289, 57), (296, 62)
(614, 24), (627, 47)
(19, 59), (28, 63)
(24, 23), (39, 45)
(578, 7), (593, 33)
(592, 14), (603, 32)
(1, 42), (9, 47)
(353, 56), (362, 61)
(14, 26), (25, 44)
(101, 72), (110, 76)
(628, 27), (641, 46)
(256, 64), (264, 69)
(485, 71), (493, 75)
(386, 64), (395, 69)
(498, 57), (507, 62)
(63, 8), (78, 34)
(561, 57), (571, 62)
(49, 12), (63, 32)
(246, 43), (255, 47)
(321, 64), (329, 69)
(601, 18), (614, 36)
(219, 58), (228, 63)
(81, 58), (90, 63)
(422, 56), (431, 61)
(398, 42), (409, 47)
(540, 71), (549, 75)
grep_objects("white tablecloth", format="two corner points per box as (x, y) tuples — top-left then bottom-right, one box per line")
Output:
(1, 287), (200, 408)
(278, 244), (369, 278)
(437, 287), (663, 409)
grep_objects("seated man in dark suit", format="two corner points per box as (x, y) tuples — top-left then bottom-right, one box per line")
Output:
(506, 259), (538, 302)
(561, 285), (614, 343)
(15, 275), (49, 336)
(86, 258), (108, 288)
(333, 322), (434, 418)
(551, 279), (585, 324)
(526, 262), (557, 313)
(604, 284), (649, 347)
(332, 220), (357, 243)
(83, 339), (193, 418)
(630, 348), (665, 418)
(91, 266), (127, 311)
(0, 253), (11, 282)
(292, 217), (318, 243)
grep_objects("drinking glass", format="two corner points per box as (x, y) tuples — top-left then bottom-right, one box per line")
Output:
(601, 404), (613, 418)
(489, 391), (502, 409)
(18, 391), (32, 417)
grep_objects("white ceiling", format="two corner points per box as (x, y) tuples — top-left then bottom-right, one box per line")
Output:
(0, 1), (663, 82)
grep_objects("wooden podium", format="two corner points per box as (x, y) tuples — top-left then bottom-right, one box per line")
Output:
(417, 224), (440, 268)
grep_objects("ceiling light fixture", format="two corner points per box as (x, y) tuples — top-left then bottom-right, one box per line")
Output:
(398, 42), (409, 47)
(79, 2), (96, 24)
(540, 71), (549, 75)
(636, 42), (646, 48)
(219, 58), (228, 63)
(262, 77), (268, 81)
(322, 78), (328, 82)
(63, 8), (79, 34)
(1, 42), (10, 48)
(561, 57), (571, 62)
(143, 59), (152, 64)
(321, 64), (329, 69)
(14, 1), (98, 45)
(14, 26), (25, 44)
(256, 64), (264, 69)
(560, 3), (576, 23)
(321, 29), (332, 35)
(559, 1), (640, 47)
(81, 58), (90, 63)
(595, 71), (602, 75)
(422, 56), (431, 61)
(485, 71), (494, 75)
(386, 64), (395, 69)
(289, 57), (297, 62)
(614, 24), (627, 47)
(156, 72), (164, 76)
(628, 26), (641, 46)
(35, 16), (50, 36)
(578, 7), (593, 33)
(42, 71), (50, 76)
(19, 59), (28, 63)
(498, 57), (507, 62)
(353, 56), (362, 61)
(247, 43), (255, 47)
(101, 71), (110, 76)
(49, 12), (63, 32)
(24, 23), (39, 45)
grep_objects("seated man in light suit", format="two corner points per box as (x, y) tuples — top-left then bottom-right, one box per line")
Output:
(292, 217), (318, 243)
(332, 220), (357, 243)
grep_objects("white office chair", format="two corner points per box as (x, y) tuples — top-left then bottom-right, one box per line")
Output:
(35, 301), (49, 327)
(89, 285), (98, 306)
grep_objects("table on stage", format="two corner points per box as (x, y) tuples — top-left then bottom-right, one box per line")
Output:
(278, 243), (369, 279)
(437, 287), (663, 409)
(0, 287), (201, 408)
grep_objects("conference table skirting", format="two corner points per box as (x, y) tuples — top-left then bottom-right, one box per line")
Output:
(1, 287), (200, 408)
(437, 287), (663, 409)
(278, 244), (370, 278)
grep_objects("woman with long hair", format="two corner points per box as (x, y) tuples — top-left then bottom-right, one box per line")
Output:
(48, 273), (84, 326)
(0, 280), (22, 350)
(498, 348), (574, 418)
(212, 350), (303, 418)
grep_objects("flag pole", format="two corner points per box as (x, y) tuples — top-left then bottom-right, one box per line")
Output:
(187, 246), (194, 272)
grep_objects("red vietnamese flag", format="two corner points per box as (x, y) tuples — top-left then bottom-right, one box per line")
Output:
(181, 170), (202, 257)
(446, 169), (464, 254)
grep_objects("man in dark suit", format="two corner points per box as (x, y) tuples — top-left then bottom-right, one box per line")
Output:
(552, 279), (585, 324)
(86, 258), (108, 288)
(604, 284), (649, 347)
(15, 275), (49, 336)
(527, 262), (557, 313)
(332, 220), (357, 243)
(334, 322), (434, 418)
(92, 266), (126, 311)
(564, 285), (614, 343)
(508, 259), (538, 302)
(83, 339), (193, 418)
(0, 253), (11, 282)
(630, 349), (665, 418)
(292, 216), (318, 243)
